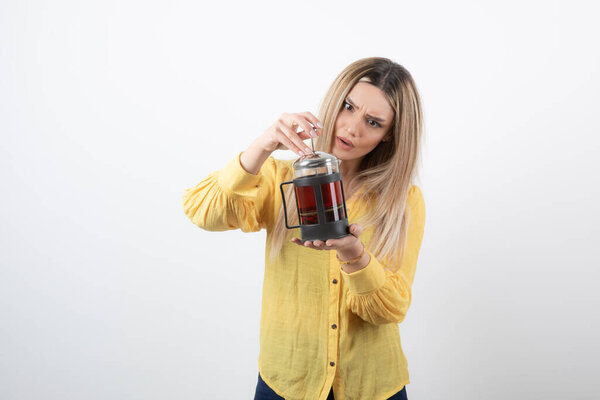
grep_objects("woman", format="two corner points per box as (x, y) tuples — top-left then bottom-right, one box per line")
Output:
(182, 57), (426, 400)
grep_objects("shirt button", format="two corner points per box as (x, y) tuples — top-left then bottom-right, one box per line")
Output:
(330, 361), (335, 367)
(332, 279), (338, 284)
(331, 324), (337, 329)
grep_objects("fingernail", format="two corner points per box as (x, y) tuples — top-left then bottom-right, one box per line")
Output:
(310, 131), (317, 138)
(317, 122), (323, 128)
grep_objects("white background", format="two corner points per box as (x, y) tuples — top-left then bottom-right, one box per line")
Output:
(1, 1), (599, 399)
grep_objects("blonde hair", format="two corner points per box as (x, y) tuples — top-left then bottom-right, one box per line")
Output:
(269, 57), (424, 270)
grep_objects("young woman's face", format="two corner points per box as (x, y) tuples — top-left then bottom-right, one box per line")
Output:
(332, 82), (395, 163)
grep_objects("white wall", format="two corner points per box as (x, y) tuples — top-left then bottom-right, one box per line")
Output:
(1, 1), (598, 399)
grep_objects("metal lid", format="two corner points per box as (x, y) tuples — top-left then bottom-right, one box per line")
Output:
(292, 151), (340, 170)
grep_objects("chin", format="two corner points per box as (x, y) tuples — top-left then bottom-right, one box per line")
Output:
(331, 148), (347, 160)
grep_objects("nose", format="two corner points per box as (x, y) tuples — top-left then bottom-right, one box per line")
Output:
(345, 115), (361, 138)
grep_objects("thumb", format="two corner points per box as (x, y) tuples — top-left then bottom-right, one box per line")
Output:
(349, 224), (362, 238)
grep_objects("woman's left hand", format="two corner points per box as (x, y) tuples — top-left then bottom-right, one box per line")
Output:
(290, 223), (364, 259)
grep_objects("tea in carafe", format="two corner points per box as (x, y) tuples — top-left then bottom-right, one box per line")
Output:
(280, 151), (349, 241)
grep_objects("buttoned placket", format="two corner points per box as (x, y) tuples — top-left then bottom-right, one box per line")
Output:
(319, 200), (357, 400)
(320, 250), (342, 399)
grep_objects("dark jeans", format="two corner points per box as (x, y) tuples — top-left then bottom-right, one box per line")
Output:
(254, 372), (408, 400)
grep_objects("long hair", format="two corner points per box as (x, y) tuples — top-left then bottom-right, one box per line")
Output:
(268, 57), (424, 270)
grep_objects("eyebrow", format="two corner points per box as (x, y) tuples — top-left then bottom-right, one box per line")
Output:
(346, 97), (387, 123)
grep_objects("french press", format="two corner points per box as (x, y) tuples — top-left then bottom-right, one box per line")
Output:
(279, 151), (350, 241)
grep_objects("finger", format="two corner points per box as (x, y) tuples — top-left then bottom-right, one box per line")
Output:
(315, 240), (334, 250)
(277, 125), (310, 156)
(291, 238), (307, 247)
(291, 237), (322, 250)
(303, 240), (318, 250)
(299, 111), (323, 132)
(278, 123), (312, 156)
(311, 242), (325, 250)
(326, 236), (354, 248)
(278, 114), (310, 154)
(323, 243), (340, 250)
(349, 224), (363, 238)
(291, 115), (319, 140)
(325, 238), (341, 247)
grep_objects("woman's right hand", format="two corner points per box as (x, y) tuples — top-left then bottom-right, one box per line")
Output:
(259, 112), (323, 156)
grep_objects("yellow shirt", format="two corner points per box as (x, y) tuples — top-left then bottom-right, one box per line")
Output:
(182, 153), (426, 400)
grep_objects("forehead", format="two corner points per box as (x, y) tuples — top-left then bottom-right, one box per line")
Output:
(347, 82), (394, 119)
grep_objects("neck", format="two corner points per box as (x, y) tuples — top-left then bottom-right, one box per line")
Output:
(341, 158), (360, 180)
(341, 160), (361, 184)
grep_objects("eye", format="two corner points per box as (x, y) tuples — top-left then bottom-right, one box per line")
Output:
(343, 101), (381, 128)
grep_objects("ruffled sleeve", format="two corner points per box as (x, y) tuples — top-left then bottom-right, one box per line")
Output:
(340, 185), (426, 325)
(182, 152), (279, 232)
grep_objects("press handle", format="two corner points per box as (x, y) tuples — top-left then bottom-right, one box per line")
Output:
(280, 181), (301, 229)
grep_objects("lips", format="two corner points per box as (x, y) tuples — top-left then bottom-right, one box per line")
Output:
(337, 136), (354, 148)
